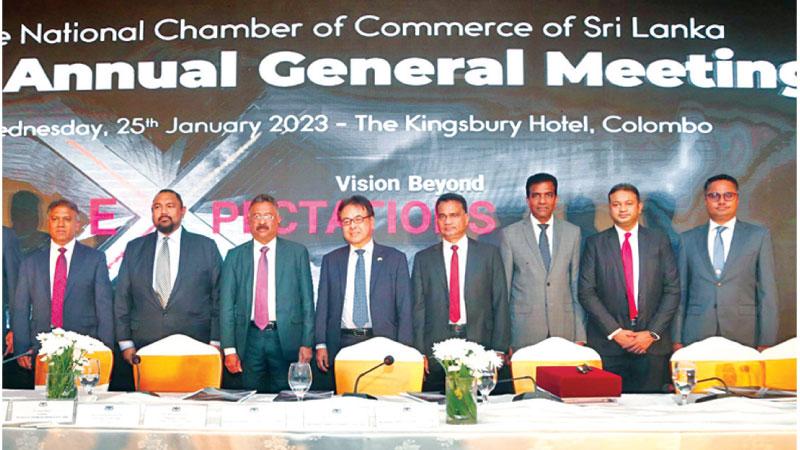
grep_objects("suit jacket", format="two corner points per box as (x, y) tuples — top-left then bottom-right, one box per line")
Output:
(219, 238), (314, 361)
(500, 217), (586, 349)
(3, 227), (22, 333)
(315, 242), (413, 357)
(672, 221), (778, 347)
(114, 228), (222, 348)
(12, 241), (114, 352)
(578, 226), (680, 356)
(412, 238), (510, 355)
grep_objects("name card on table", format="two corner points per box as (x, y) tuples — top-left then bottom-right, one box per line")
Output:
(2, 401), (9, 422)
(220, 403), (288, 429)
(75, 403), (141, 428)
(302, 400), (371, 429)
(374, 403), (439, 429)
(142, 404), (208, 429)
(10, 400), (75, 423)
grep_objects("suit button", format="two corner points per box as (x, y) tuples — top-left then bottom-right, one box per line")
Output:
(547, 282), (551, 287)
(716, 282), (722, 287)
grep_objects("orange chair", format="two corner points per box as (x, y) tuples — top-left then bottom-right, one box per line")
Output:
(134, 334), (222, 393)
(511, 337), (603, 394)
(334, 337), (424, 396)
(762, 338), (797, 391)
(671, 337), (764, 393)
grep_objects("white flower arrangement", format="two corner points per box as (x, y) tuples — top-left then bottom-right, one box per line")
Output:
(432, 338), (503, 377)
(36, 328), (104, 368)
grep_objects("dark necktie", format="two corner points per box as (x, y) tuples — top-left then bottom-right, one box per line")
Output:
(449, 245), (460, 323)
(621, 232), (637, 321)
(51, 247), (67, 328)
(254, 246), (270, 329)
(538, 223), (551, 270)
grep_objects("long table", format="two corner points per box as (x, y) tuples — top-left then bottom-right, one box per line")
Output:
(2, 389), (796, 450)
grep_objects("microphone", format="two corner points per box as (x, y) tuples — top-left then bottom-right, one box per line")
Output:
(343, 355), (394, 400)
(2, 349), (33, 365)
(130, 353), (159, 397)
(495, 375), (550, 401)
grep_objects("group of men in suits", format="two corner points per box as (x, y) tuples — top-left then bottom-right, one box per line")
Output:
(4, 172), (780, 393)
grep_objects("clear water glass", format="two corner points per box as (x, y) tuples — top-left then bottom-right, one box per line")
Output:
(288, 362), (312, 401)
(477, 368), (497, 403)
(672, 360), (697, 405)
(78, 358), (101, 399)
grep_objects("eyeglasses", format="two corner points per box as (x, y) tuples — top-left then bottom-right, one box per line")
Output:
(250, 213), (276, 222)
(706, 192), (738, 201)
(341, 216), (370, 226)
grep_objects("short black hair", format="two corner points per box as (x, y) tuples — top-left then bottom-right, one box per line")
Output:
(526, 173), (558, 197)
(249, 194), (277, 211)
(337, 195), (374, 218)
(607, 183), (640, 202)
(435, 193), (468, 214)
(704, 174), (739, 192)
(47, 199), (80, 215)
(156, 189), (183, 207)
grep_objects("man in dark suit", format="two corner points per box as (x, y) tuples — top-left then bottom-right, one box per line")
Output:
(12, 199), (114, 371)
(579, 183), (680, 393)
(114, 189), (222, 367)
(412, 193), (510, 392)
(672, 174), (778, 351)
(4, 225), (34, 389)
(220, 194), (315, 392)
(315, 195), (413, 387)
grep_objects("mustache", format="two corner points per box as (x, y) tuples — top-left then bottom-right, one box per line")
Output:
(256, 225), (269, 231)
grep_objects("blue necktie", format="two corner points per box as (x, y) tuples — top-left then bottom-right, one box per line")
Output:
(538, 224), (551, 271)
(352, 249), (368, 327)
(712, 226), (726, 278)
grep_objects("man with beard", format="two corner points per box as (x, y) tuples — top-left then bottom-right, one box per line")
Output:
(114, 189), (222, 373)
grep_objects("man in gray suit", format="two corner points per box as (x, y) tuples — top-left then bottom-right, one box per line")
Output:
(220, 194), (315, 392)
(672, 174), (778, 351)
(579, 184), (679, 392)
(12, 200), (114, 369)
(115, 189), (222, 366)
(412, 193), (509, 392)
(499, 173), (585, 352)
(315, 195), (412, 382)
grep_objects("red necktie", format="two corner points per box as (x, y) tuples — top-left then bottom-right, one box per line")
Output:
(254, 246), (270, 330)
(449, 245), (460, 323)
(621, 232), (637, 321)
(51, 247), (67, 328)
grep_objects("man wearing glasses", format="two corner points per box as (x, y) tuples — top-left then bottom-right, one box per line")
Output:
(672, 174), (778, 351)
(314, 195), (412, 389)
(219, 194), (315, 392)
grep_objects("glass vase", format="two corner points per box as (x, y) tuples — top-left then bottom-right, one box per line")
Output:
(46, 362), (78, 400)
(445, 373), (478, 424)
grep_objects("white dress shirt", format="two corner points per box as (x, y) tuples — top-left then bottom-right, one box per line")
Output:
(442, 235), (468, 325)
(49, 239), (76, 294)
(151, 226), (182, 294)
(530, 214), (554, 256)
(341, 239), (374, 329)
(707, 217), (737, 268)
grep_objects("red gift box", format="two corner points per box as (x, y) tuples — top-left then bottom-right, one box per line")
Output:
(535, 366), (622, 399)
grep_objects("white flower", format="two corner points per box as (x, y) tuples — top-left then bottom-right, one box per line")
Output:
(432, 339), (502, 376)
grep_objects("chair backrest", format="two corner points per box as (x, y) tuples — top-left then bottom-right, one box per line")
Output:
(671, 336), (765, 392)
(761, 337), (796, 391)
(334, 337), (424, 395)
(511, 337), (602, 394)
(35, 347), (114, 392)
(135, 334), (221, 393)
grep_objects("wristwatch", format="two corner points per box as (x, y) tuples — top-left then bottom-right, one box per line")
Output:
(648, 330), (661, 341)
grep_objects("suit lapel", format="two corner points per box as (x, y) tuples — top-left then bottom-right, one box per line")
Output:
(369, 243), (384, 297)
(37, 249), (51, 301)
(167, 230), (190, 305)
(431, 242), (448, 305)
(241, 240), (255, 318)
(63, 242), (86, 301)
(525, 216), (547, 273)
(464, 238), (479, 315)
(696, 224), (716, 278)
(721, 222), (746, 279)
(550, 219), (562, 274)
(141, 233), (161, 309)
(275, 238), (288, 312)
(604, 228), (625, 287)
(637, 228), (650, 317)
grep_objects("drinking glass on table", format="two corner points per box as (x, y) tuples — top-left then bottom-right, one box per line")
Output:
(288, 362), (312, 401)
(477, 368), (498, 403)
(672, 360), (697, 405)
(78, 358), (101, 399)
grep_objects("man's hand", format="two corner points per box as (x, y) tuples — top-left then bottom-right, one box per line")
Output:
(672, 343), (684, 353)
(316, 348), (329, 372)
(4, 331), (13, 356)
(627, 331), (655, 354)
(224, 354), (243, 374)
(298, 346), (312, 363)
(575, 341), (586, 346)
(423, 355), (430, 374)
(612, 330), (637, 350)
(756, 345), (769, 352)
(18, 355), (32, 370)
(122, 348), (137, 365)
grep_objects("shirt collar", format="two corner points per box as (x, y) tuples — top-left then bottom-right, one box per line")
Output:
(443, 234), (469, 250)
(530, 213), (554, 227)
(709, 217), (737, 229)
(614, 223), (639, 240)
(350, 239), (374, 254)
(158, 226), (183, 244)
(253, 236), (277, 252)
(50, 239), (76, 254)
